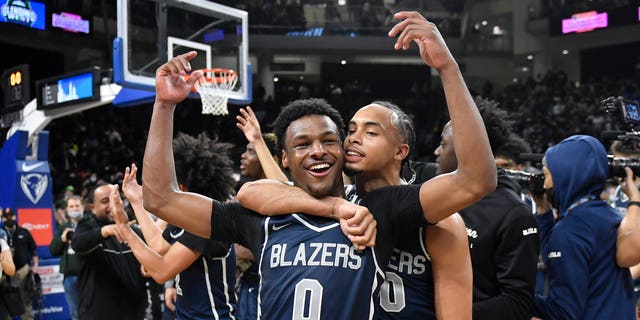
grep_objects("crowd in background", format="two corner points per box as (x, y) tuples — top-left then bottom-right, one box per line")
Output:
(43, 70), (640, 203)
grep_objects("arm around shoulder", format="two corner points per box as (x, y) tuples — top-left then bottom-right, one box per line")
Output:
(237, 179), (335, 217)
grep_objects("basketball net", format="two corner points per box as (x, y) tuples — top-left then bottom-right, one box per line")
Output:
(193, 68), (238, 116)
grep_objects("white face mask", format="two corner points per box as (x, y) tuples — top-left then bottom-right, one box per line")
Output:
(67, 210), (83, 220)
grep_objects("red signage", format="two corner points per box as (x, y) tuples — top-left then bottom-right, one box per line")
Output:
(17, 208), (53, 246)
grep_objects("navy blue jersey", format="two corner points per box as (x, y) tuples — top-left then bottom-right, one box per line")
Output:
(259, 214), (383, 319)
(378, 228), (436, 320)
(163, 225), (237, 320)
(211, 189), (426, 320)
(347, 186), (436, 319)
(210, 202), (384, 319)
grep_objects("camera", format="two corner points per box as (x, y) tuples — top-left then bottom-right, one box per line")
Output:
(602, 96), (640, 126)
(608, 155), (640, 178)
(503, 169), (545, 195)
(601, 96), (640, 153)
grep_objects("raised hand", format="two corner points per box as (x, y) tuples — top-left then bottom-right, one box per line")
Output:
(122, 164), (143, 206)
(236, 106), (263, 143)
(388, 11), (455, 72)
(155, 51), (203, 105)
(621, 167), (640, 201)
(108, 184), (130, 227)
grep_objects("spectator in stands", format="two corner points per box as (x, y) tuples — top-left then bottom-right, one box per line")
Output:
(2, 208), (38, 320)
(49, 195), (87, 320)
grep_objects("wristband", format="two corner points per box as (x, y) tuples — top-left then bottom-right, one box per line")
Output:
(628, 201), (640, 208)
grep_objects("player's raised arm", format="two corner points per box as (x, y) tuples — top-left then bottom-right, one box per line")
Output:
(121, 164), (170, 254)
(236, 106), (289, 183)
(389, 11), (496, 223)
(111, 184), (199, 283)
(142, 51), (213, 238)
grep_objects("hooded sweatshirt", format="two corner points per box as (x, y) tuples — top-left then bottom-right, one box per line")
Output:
(534, 135), (634, 320)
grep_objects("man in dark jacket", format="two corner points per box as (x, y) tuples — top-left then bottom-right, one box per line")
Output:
(71, 184), (146, 320)
(49, 195), (87, 320)
(533, 135), (635, 319)
(433, 97), (540, 319)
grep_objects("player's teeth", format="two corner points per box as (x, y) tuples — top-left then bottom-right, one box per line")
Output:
(310, 163), (330, 170)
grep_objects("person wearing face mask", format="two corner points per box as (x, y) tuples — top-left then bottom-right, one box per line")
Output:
(49, 195), (87, 320)
(1, 208), (38, 320)
(532, 135), (635, 320)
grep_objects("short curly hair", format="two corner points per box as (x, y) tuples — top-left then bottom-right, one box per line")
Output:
(271, 98), (345, 152)
(173, 132), (236, 201)
(475, 96), (513, 154)
(495, 134), (532, 164)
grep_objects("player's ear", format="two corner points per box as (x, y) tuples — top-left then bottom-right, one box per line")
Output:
(394, 143), (410, 161)
(281, 149), (289, 169)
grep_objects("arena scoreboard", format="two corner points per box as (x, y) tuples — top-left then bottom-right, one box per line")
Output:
(1, 64), (30, 114)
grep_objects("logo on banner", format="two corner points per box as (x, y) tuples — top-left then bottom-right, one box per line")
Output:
(21, 162), (44, 172)
(18, 208), (52, 246)
(20, 173), (48, 204)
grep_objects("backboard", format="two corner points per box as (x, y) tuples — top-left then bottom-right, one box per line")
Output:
(113, 0), (251, 105)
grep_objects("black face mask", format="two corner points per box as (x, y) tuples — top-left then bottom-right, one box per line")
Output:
(545, 187), (559, 210)
(4, 220), (16, 228)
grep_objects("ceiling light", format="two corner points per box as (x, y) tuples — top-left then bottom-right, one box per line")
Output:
(273, 77), (279, 82)
(527, 55), (533, 60)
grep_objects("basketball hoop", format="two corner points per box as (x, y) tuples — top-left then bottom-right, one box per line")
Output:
(193, 68), (237, 116)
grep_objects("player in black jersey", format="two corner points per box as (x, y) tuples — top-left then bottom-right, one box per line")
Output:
(343, 101), (472, 319)
(236, 12), (495, 319)
(238, 10), (496, 231)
